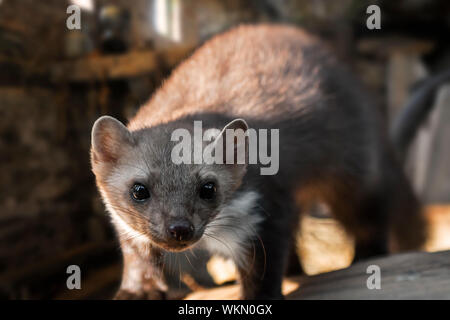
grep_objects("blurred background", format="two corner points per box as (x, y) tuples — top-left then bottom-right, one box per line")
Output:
(1, 0), (450, 299)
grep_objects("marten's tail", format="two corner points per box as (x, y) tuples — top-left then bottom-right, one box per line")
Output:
(390, 69), (450, 161)
(388, 68), (450, 251)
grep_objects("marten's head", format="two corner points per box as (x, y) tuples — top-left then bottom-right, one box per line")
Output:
(91, 116), (257, 254)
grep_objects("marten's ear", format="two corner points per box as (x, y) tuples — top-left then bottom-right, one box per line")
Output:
(91, 116), (133, 164)
(215, 118), (249, 168)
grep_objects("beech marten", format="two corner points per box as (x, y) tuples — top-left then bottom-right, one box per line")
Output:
(91, 25), (427, 299)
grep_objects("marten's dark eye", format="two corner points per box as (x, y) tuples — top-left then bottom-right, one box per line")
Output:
(131, 183), (150, 202)
(199, 182), (216, 200)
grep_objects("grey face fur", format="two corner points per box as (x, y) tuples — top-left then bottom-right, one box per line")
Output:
(91, 116), (253, 253)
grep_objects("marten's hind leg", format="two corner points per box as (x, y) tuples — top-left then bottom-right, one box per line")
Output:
(327, 171), (427, 263)
(297, 179), (390, 263)
(351, 190), (391, 262)
(325, 182), (390, 262)
(383, 168), (428, 253)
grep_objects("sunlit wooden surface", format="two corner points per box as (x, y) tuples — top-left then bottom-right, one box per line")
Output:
(187, 250), (450, 300)
(185, 205), (450, 300)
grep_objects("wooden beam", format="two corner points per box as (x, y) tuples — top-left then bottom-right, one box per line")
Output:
(51, 50), (159, 82)
(50, 46), (194, 83)
(357, 37), (434, 58)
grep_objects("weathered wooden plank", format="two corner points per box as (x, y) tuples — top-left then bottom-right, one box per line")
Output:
(185, 250), (450, 300)
(291, 250), (450, 299)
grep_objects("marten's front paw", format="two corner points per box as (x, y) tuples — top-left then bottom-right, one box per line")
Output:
(114, 289), (167, 300)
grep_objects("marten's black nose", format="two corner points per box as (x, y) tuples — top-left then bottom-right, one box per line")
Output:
(168, 222), (194, 242)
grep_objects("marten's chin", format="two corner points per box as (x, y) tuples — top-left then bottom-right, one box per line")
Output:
(155, 242), (196, 253)
(148, 236), (201, 252)
(163, 244), (192, 252)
